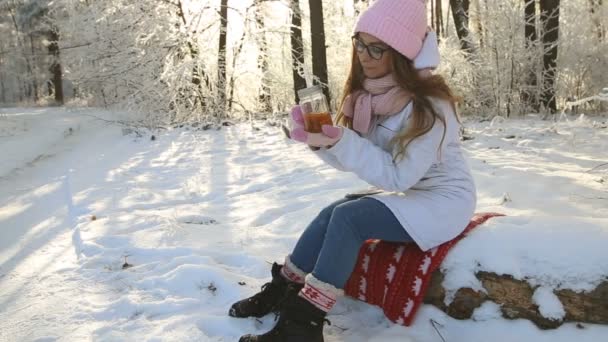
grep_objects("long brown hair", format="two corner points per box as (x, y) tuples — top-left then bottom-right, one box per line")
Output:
(335, 44), (459, 161)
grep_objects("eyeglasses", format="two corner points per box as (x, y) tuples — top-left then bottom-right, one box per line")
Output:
(352, 36), (390, 60)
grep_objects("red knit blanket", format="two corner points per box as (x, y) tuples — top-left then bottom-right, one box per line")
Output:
(344, 212), (504, 326)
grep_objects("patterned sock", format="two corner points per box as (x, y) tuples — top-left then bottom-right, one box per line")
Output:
(298, 274), (344, 312)
(280, 255), (306, 284)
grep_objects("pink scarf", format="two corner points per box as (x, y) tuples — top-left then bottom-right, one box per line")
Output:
(342, 74), (413, 134)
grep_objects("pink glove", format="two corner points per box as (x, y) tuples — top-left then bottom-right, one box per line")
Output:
(289, 105), (343, 147)
(291, 125), (342, 148)
(289, 105), (305, 130)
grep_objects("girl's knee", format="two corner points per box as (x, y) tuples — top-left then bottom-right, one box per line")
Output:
(312, 205), (333, 228)
(316, 200), (346, 225)
(318, 203), (335, 219)
(328, 205), (364, 241)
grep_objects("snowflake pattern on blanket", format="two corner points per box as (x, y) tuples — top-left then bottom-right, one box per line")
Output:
(344, 212), (504, 326)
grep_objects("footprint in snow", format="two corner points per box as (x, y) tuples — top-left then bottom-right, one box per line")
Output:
(178, 215), (218, 225)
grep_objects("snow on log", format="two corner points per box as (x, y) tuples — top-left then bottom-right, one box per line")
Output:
(424, 270), (608, 329)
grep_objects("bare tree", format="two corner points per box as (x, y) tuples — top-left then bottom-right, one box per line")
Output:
(309, 0), (330, 103)
(431, 0), (435, 33)
(522, 0), (540, 111)
(228, 4), (254, 113)
(16, 0), (64, 105)
(175, 0), (211, 113)
(472, 0), (483, 48)
(435, 0), (444, 39)
(289, 0), (306, 103)
(254, 0), (271, 112)
(450, 0), (474, 54)
(0, 38), (6, 103)
(28, 32), (39, 100)
(48, 28), (63, 105)
(6, 4), (36, 102)
(524, 0), (538, 59)
(539, 0), (560, 113)
(218, 0), (228, 116)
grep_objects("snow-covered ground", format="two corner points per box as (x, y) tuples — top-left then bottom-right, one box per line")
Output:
(1, 107), (607, 342)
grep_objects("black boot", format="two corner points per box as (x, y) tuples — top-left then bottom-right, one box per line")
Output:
(239, 285), (328, 342)
(229, 263), (303, 318)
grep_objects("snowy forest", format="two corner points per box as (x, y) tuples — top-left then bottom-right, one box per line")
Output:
(1, 0), (606, 121)
(1, 1), (608, 341)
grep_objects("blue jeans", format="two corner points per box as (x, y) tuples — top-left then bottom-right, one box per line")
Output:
(289, 196), (413, 289)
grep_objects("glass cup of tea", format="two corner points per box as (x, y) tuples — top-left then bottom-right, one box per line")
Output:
(297, 85), (332, 133)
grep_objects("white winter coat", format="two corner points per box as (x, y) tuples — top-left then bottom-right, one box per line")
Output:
(315, 99), (477, 251)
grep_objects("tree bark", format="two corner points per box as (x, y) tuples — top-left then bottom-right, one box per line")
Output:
(218, 0), (229, 115)
(255, 0), (272, 113)
(450, 0), (474, 54)
(48, 29), (64, 105)
(289, 0), (306, 103)
(539, 0), (560, 113)
(424, 270), (608, 329)
(308, 0), (330, 103)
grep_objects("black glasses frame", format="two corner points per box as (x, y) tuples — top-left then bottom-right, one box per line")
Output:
(351, 36), (390, 60)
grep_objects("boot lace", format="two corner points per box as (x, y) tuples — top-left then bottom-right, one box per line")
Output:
(251, 282), (276, 304)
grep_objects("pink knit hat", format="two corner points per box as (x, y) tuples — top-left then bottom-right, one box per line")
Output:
(354, 0), (428, 60)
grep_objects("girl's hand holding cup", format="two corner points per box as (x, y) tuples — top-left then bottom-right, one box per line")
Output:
(288, 85), (343, 148)
(289, 105), (343, 148)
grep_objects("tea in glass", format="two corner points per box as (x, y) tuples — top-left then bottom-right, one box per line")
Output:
(297, 85), (333, 133)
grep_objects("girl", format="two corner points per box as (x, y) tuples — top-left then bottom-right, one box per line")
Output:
(231, 0), (476, 340)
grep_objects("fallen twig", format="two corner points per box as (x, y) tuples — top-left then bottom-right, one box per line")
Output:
(430, 319), (446, 342)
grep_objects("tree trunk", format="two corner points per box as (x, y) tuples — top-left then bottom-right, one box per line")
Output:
(539, 0), (560, 113)
(217, 0), (229, 115)
(526, 0), (538, 44)
(435, 0), (444, 39)
(255, 0), (272, 113)
(48, 29), (64, 105)
(424, 270), (608, 329)
(431, 0), (435, 33)
(308, 0), (330, 104)
(289, 0), (306, 103)
(29, 33), (39, 101)
(522, 0), (540, 112)
(0, 35), (8, 103)
(449, 0), (474, 54)
(0, 55), (5, 103)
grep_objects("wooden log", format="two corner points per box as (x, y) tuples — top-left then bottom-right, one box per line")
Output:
(423, 270), (608, 329)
